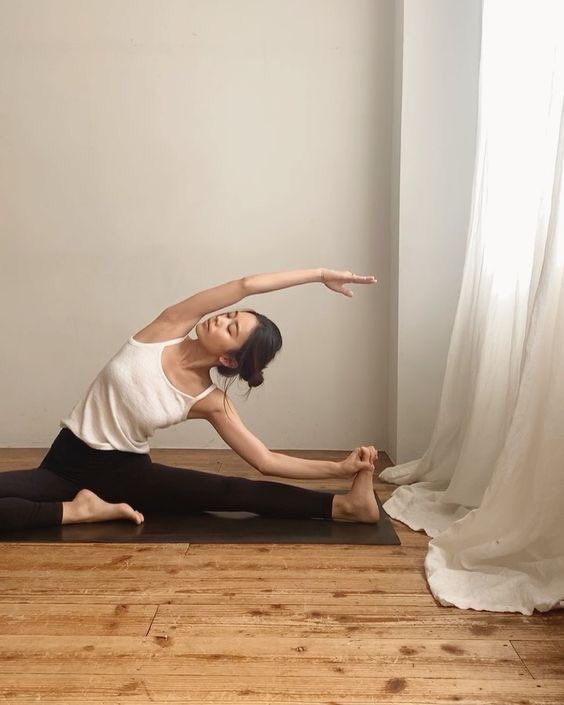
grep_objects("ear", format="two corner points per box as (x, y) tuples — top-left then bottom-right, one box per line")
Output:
(219, 355), (238, 370)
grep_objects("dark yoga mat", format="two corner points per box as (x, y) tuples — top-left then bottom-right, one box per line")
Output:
(0, 492), (400, 544)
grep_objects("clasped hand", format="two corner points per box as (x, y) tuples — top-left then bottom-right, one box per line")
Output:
(321, 268), (377, 297)
(337, 446), (378, 478)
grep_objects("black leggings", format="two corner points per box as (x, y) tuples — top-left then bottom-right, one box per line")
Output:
(0, 428), (335, 531)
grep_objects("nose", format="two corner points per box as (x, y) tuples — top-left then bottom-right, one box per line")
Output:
(212, 315), (229, 328)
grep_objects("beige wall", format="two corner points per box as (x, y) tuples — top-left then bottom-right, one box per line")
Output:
(392, 0), (482, 464)
(1, 0), (482, 461)
(1, 0), (392, 452)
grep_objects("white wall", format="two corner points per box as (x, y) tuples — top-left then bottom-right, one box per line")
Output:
(390, 0), (482, 464)
(1, 0), (393, 452)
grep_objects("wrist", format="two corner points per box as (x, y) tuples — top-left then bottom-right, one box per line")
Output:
(320, 268), (325, 283)
(330, 460), (343, 478)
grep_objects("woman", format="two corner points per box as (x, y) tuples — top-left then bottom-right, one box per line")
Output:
(0, 267), (380, 531)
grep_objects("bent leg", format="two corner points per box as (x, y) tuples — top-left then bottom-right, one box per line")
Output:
(0, 467), (81, 531)
(90, 462), (335, 520)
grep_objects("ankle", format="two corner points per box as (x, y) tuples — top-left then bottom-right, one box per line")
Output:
(61, 500), (79, 525)
(331, 494), (354, 521)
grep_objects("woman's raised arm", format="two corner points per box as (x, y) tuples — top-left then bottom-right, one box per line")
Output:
(164, 278), (247, 321)
(164, 268), (377, 322)
(164, 269), (323, 321)
(245, 268), (377, 297)
(243, 268), (323, 295)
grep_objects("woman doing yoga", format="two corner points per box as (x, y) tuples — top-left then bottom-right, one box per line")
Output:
(0, 268), (380, 531)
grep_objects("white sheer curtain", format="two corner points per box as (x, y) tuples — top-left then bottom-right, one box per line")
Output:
(380, 0), (564, 615)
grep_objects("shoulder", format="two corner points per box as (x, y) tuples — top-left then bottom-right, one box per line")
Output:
(188, 387), (231, 420)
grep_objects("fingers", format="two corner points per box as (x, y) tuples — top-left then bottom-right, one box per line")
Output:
(338, 270), (377, 283)
(345, 272), (376, 281)
(324, 272), (377, 297)
(349, 272), (377, 283)
(358, 446), (372, 470)
(359, 445), (378, 468)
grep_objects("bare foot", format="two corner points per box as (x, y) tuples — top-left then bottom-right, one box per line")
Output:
(62, 489), (144, 526)
(333, 467), (380, 523)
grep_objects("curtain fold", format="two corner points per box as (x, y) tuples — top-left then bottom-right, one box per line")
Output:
(380, 0), (564, 615)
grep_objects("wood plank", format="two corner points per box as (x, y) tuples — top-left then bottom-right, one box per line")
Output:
(0, 604), (157, 636)
(149, 604), (564, 641)
(0, 543), (190, 569)
(0, 601), (558, 641)
(0, 635), (530, 680)
(0, 572), (430, 601)
(511, 640), (564, 679)
(0, 543), (428, 570)
(0, 675), (562, 704)
(0, 590), (441, 606)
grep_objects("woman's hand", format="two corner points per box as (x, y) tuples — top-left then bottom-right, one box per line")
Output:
(321, 269), (377, 297)
(336, 446), (378, 478)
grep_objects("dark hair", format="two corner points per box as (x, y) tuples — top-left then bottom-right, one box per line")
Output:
(215, 308), (282, 413)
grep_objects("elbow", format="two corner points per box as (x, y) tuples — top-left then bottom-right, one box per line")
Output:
(259, 452), (274, 476)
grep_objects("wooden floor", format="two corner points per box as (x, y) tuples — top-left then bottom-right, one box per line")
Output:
(0, 446), (563, 704)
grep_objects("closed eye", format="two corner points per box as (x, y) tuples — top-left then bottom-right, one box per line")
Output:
(229, 311), (239, 337)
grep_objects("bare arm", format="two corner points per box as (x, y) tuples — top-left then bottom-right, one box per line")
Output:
(163, 268), (324, 321)
(263, 452), (340, 480)
(205, 394), (341, 479)
(164, 278), (247, 321)
(244, 268), (323, 295)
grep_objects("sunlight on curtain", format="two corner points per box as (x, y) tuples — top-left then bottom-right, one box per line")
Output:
(380, 0), (564, 615)
(481, 0), (563, 295)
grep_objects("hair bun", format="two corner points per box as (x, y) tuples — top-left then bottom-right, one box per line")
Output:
(248, 371), (264, 388)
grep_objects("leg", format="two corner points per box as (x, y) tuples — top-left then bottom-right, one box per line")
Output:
(0, 467), (79, 530)
(87, 461), (336, 520)
(0, 467), (145, 532)
(330, 469), (380, 523)
(138, 463), (380, 524)
(36, 427), (376, 522)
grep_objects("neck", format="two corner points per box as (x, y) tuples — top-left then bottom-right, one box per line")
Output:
(176, 337), (217, 375)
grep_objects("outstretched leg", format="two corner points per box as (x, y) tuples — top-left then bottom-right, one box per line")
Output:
(83, 461), (379, 523)
(77, 460), (334, 519)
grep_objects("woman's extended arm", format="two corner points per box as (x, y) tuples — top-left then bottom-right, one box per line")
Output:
(164, 268), (376, 322)
(263, 446), (377, 479)
(244, 268), (323, 295)
(245, 268), (377, 297)
(164, 269), (322, 321)
(263, 451), (340, 479)
(164, 278), (247, 321)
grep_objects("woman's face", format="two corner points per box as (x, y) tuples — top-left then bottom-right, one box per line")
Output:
(197, 310), (259, 352)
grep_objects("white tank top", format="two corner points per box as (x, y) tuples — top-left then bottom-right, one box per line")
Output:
(60, 334), (217, 453)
